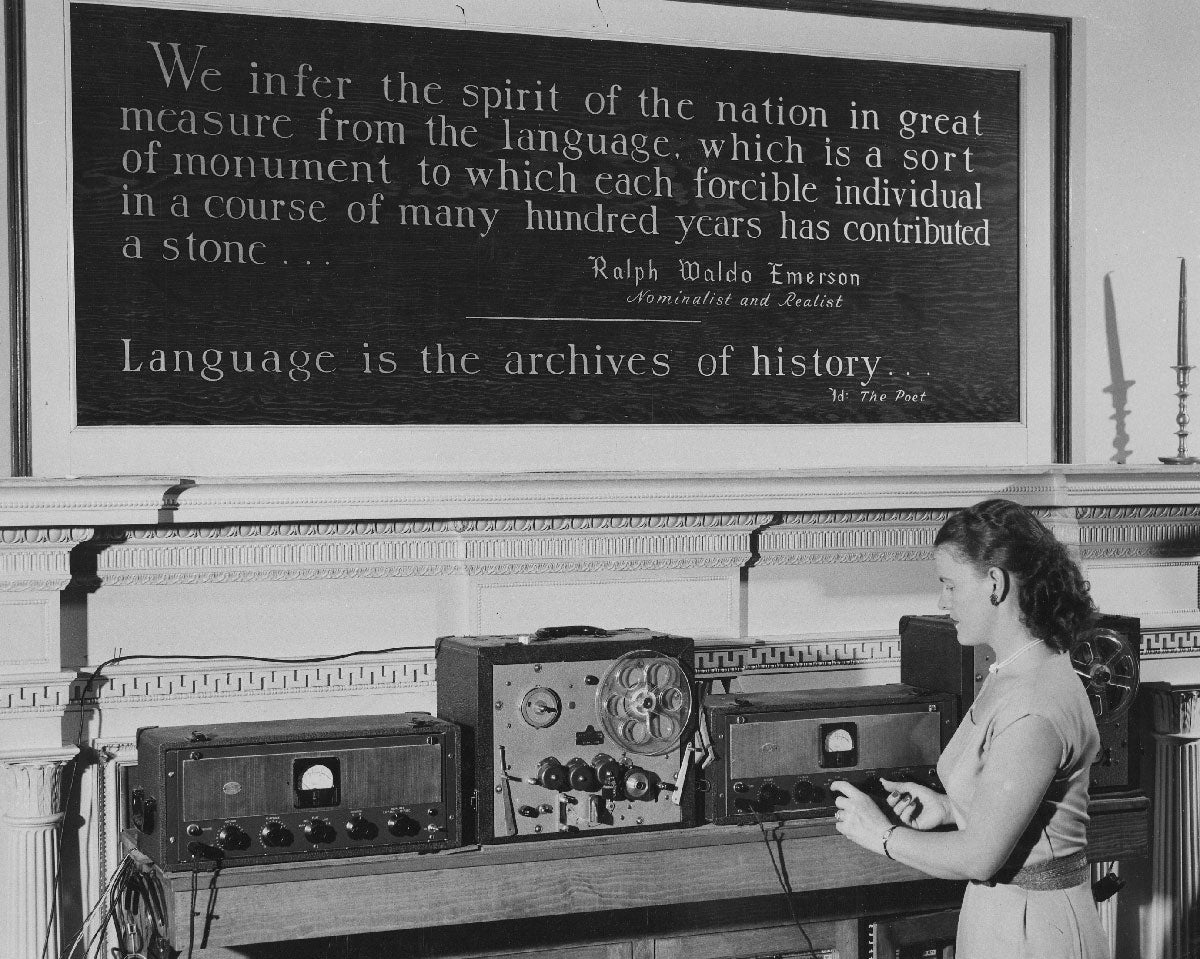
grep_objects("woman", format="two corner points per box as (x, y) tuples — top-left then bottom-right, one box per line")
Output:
(830, 498), (1109, 959)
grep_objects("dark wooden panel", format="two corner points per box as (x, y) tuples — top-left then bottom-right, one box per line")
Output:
(70, 3), (1021, 427)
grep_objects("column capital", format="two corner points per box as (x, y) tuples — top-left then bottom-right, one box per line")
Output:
(1147, 683), (1200, 740)
(0, 748), (78, 826)
(0, 529), (94, 593)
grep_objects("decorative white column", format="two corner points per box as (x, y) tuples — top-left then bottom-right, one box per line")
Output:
(0, 748), (79, 959)
(1143, 685), (1200, 959)
(0, 526), (95, 959)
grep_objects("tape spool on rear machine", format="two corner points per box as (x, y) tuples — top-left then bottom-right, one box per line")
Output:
(900, 613), (1143, 791)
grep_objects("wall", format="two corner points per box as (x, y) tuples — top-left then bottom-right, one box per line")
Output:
(878, 0), (1200, 465)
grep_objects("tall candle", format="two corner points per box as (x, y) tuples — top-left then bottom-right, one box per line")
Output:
(1179, 258), (1188, 367)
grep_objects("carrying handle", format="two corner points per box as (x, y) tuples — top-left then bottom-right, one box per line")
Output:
(525, 625), (616, 643)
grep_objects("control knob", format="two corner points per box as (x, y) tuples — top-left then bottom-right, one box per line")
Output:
(345, 814), (376, 840)
(567, 757), (599, 792)
(756, 783), (787, 809)
(387, 812), (420, 837)
(592, 755), (624, 789)
(215, 823), (249, 851)
(535, 758), (570, 792)
(793, 780), (817, 804)
(259, 821), (294, 848)
(623, 766), (653, 800)
(301, 818), (334, 844)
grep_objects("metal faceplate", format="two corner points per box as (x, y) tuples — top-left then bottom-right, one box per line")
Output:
(728, 710), (941, 779)
(490, 659), (689, 838)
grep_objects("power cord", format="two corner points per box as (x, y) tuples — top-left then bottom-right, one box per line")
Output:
(755, 817), (823, 959)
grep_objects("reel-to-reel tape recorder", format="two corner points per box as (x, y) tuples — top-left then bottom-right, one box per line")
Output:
(435, 627), (698, 842)
(900, 613), (1143, 791)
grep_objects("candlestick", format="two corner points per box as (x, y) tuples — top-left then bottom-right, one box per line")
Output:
(1159, 364), (1200, 465)
(1179, 258), (1188, 368)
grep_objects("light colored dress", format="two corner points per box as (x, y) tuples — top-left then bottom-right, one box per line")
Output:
(937, 650), (1111, 959)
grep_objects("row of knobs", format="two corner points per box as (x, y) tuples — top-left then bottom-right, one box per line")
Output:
(732, 780), (828, 809)
(733, 770), (935, 810)
(199, 812), (428, 851)
(534, 755), (653, 799)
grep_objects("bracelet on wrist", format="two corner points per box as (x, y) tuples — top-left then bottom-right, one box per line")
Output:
(881, 824), (899, 860)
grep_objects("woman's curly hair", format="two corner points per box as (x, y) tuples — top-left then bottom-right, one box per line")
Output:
(934, 498), (1096, 651)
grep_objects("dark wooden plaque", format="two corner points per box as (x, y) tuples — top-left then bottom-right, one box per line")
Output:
(70, 3), (1021, 427)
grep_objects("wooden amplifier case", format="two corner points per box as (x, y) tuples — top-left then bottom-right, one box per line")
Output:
(703, 684), (957, 825)
(131, 712), (461, 869)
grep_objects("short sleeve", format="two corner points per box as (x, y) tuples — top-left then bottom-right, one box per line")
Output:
(983, 694), (1071, 772)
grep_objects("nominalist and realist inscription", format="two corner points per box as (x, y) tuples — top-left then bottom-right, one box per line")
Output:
(70, 4), (1021, 426)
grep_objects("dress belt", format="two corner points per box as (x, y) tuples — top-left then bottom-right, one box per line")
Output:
(979, 850), (1090, 891)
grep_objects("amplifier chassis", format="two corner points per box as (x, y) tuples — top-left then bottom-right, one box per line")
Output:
(704, 685), (956, 825)
(132, 712), (461, 869)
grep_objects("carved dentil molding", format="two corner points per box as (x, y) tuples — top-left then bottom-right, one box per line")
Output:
(696, 636), (900, 675)
(755, 505), (1195, 565)
(0, 674), (77, 713)
(68, 655), (435, 709)
(758, 510), (952, 565)
(1075, 505), (1200, 559)
(0, 528), (93, 592)
(1144, 629), (1200, 659)
(92, 515), (772, 584)
(0, 626), (1192, 715)
(0, 749), (78, 825)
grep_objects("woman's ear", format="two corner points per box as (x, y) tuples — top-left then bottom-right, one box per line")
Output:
(987, 566), (1011, 605)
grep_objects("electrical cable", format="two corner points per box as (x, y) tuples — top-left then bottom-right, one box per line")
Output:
(755, 817), (822, 959)
(199, 862), (223, 950)
(188, 865), (199, 959)
(44, 644), (432, 959)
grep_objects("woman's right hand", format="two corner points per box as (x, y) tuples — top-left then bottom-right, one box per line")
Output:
(878, 778), (953, 830)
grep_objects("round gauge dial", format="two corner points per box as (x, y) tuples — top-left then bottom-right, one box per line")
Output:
(298, 763), (335, 792)
(824, 728), (855, 753)
(520, 686), (563, 728)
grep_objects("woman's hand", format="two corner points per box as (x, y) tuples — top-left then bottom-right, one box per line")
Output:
(878, 778), (954, 831)
(829, 780), (894, 855)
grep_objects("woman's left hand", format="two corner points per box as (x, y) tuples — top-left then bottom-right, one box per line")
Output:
(830, 781), (893, 854)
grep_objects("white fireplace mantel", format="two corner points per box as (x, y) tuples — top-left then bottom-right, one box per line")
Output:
(2, 465), (1199, 526)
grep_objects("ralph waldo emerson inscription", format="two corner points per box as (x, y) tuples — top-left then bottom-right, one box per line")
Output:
(70, 4), (1020, 426)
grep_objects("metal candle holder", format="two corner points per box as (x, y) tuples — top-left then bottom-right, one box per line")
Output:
(1159, 364), (1200, 464)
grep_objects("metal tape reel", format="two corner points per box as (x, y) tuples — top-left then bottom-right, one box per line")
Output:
(596, 649), (693, 756)
(111, 867), (171, 959)
(1070, 625), (1139, 720)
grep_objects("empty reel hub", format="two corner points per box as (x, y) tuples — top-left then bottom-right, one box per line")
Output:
(596, 650), (693, 755)
(1070, 625), (1138, 719)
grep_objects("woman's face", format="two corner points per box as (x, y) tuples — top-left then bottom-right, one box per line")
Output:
(934, 545), (996, 647)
